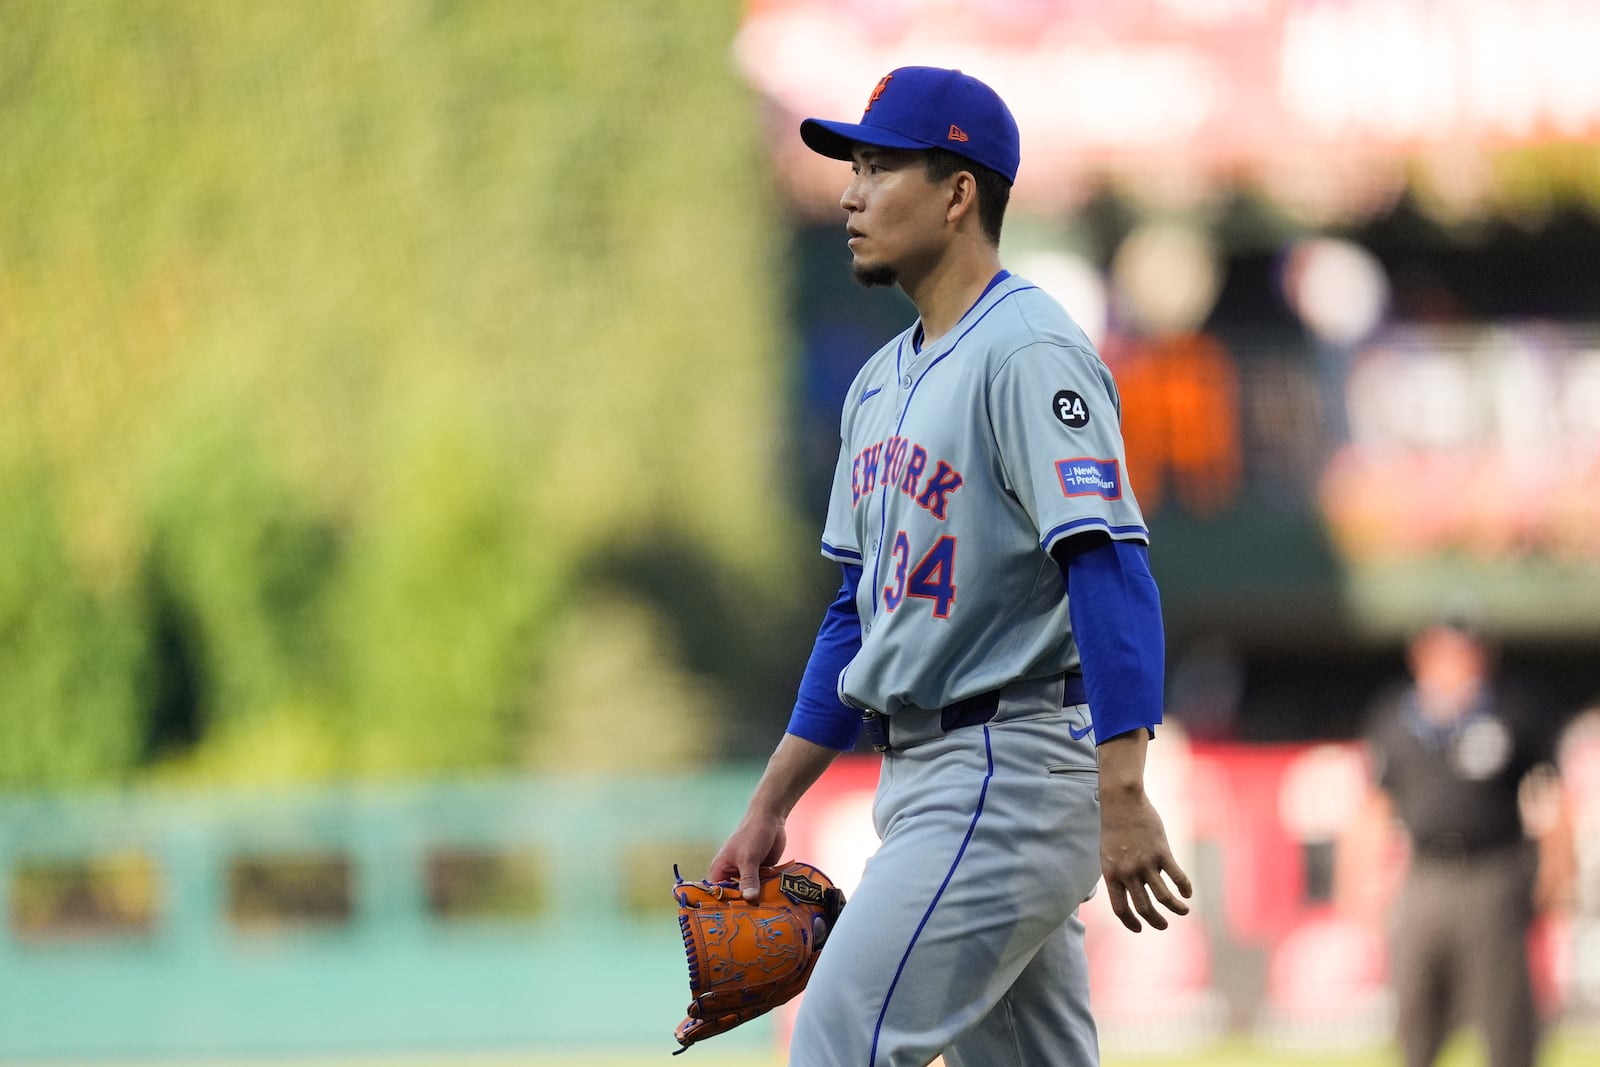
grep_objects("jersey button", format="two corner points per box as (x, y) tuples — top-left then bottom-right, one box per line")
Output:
(900, 374), (912, 388)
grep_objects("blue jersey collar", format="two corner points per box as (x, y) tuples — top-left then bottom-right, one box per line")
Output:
(912, 269), (1012, 354)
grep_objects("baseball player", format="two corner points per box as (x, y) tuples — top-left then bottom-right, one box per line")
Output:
(708, 67), (1191, 1066)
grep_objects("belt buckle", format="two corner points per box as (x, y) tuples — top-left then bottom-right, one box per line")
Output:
(862, 711), (890, 753)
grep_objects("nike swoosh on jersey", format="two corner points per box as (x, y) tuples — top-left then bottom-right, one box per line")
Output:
(859, 385), (884, 405)
(1069, 722), (1094, 740)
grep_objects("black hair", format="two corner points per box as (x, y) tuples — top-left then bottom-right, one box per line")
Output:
(923, 148), (1011, 245)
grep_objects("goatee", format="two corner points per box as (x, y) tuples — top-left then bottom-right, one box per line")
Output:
(853, 263), (898, 289)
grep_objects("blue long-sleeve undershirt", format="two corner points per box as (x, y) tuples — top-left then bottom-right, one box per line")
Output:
(1061, 537), (1165, 742)
(785, 563), (866, 750)
(785, 540), (1162, 749)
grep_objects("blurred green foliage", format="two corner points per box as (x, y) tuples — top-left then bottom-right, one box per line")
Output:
(0, 461), (147, 785)
(0, 0), (803, 785)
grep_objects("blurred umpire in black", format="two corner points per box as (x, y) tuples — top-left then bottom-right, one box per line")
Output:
(1339, 613), (1575, 1067)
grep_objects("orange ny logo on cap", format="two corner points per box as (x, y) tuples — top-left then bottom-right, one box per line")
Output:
(864, 73), (893, 112)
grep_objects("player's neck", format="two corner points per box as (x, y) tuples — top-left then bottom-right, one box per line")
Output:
(901, 242), (1004, 350)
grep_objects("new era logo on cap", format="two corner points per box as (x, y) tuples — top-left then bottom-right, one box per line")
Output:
(799, 66), (1020, 183)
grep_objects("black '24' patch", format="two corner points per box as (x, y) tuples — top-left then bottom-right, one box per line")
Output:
(1052, 390), (1089, 428)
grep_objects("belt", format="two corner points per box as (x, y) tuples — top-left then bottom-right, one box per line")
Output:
(862, 673), (1088, 753)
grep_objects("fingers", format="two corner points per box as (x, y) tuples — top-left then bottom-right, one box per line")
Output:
(706, 854), (763, 902)
(705, 855), (766, 903)
(709, 817), (786, 902)
(706, 844), (739, 884)
(1105, 860), (1193, 933)
(708, 842), (764, 901)
(1124, 876), (1167, 931)
(739, 862), (762, 902)
(1146, 866), (1191, 919)
(1167, 857), (1195, 901)
(738, 835), (775, 902)
(1106, 882), (1142, 933)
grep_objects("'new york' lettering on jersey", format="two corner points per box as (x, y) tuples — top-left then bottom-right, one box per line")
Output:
(849, 435), (964, 519)
(821, 273), (1148, 717)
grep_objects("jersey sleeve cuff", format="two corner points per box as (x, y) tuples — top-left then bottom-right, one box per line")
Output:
(1040, 518), (1150, 555)
(821, 539), (863, 563)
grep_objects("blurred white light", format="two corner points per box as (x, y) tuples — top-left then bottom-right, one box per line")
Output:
(1485, 330), (1560, 458)
(1282, 237), (1390, 347)
(1278, 744), (1371, 842)
(1156, 0), (1271, 24)
(1013, 249), (1108, 349)
(1110, 222), (1222, 337)
(811, 792), (876, 897)
(1562, 349), (1600, 450)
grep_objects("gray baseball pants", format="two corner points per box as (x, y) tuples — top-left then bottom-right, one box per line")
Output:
(789, 681), (1102, 1067)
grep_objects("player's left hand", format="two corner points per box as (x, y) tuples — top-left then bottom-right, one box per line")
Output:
(708, 811), (787, 903)
(1098, 786), (1192, 932)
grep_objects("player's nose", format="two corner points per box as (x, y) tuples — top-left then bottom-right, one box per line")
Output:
(839, 175), (864, 213)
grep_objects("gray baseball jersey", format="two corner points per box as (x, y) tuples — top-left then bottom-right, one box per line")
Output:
(820, 272), (1147, 717)
(789, 271), (1144, 1066)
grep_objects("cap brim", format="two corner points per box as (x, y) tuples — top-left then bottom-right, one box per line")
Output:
(800, 118), (933, 161)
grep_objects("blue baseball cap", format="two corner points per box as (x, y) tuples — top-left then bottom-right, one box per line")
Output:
(800, 67), (1020, 184)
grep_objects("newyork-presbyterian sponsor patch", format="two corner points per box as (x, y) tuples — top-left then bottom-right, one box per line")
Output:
(1056, 458), (1122, 500)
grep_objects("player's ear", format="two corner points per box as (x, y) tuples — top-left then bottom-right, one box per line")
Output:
(945, 170), (979, 228)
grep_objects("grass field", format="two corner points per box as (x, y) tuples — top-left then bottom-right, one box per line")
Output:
(37, 1030), (1590, 1067)
(504, 1032), (1600, 1066)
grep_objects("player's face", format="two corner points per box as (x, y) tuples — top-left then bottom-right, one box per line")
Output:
(840, 146), (951, 288)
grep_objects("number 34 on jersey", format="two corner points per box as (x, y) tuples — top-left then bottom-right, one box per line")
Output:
(883, 533), (956, 618)
(852, 433), (965, 620)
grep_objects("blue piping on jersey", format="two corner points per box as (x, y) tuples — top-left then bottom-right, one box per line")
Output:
(868, 725), (997, 1067)
(821, 540), (864, 562)
(868, 279), (1040, 617)
(1040, 518), (1149, 551)
(909, 270), (1012, 355)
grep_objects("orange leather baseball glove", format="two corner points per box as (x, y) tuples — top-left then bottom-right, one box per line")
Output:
(671, 860), (846, 1053)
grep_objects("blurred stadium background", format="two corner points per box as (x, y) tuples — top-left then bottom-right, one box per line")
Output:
(1, 0), (1598, 1063)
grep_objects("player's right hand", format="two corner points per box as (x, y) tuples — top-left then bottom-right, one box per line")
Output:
(709, 812), (787, 902)
(1099, 787), (1193, 933)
